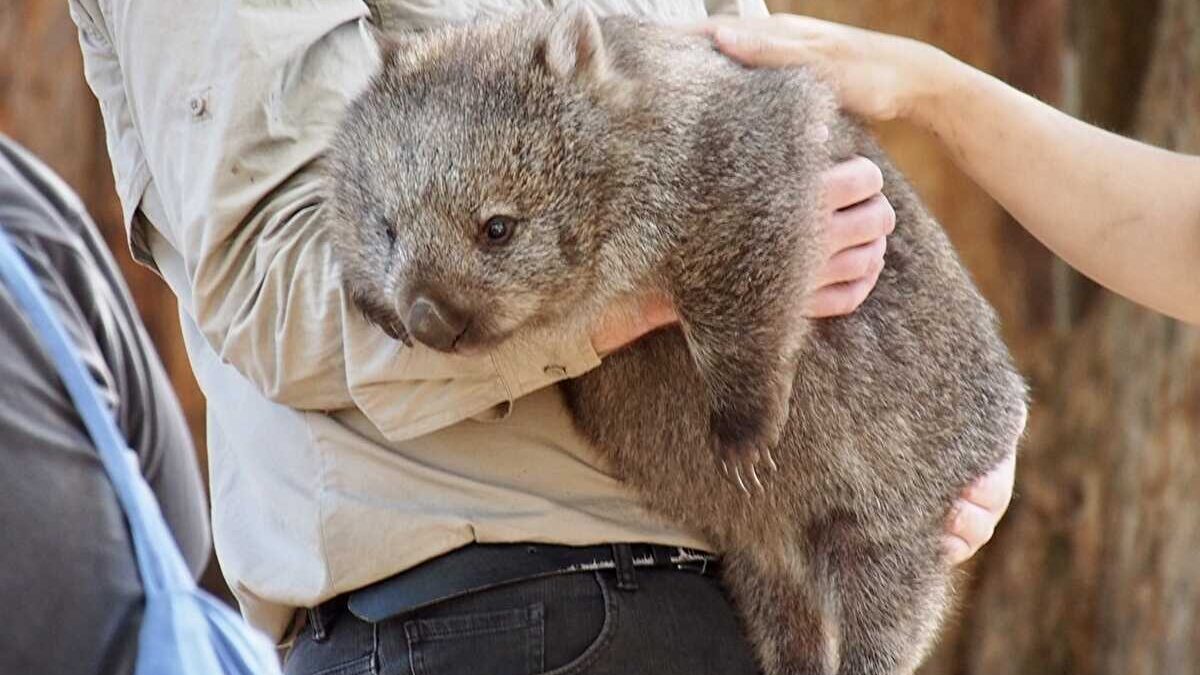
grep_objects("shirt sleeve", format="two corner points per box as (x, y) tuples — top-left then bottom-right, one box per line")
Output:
(66, 0), (602, 441)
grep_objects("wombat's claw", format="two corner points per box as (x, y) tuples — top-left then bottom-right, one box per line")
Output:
(748, 465), (764, 492)
(733, 466), (750, 495)
(718, 457), (746, 493)
(764, 448), (779, 473)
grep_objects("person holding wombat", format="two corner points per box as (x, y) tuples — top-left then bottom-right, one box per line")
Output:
(65, 1), (1016, 674)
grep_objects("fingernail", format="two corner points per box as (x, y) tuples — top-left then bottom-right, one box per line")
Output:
(714, 27), (739, 46)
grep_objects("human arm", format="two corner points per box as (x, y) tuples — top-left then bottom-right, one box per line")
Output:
(695, 15), (1200, 326)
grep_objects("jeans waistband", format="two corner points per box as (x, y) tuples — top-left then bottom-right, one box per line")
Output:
(308, 542), (720, 634)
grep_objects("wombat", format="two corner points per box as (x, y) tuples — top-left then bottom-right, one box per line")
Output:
(324, 6), (1029, 675)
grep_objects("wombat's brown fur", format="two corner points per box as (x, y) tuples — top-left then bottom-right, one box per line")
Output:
(324, 7), (1029, 675)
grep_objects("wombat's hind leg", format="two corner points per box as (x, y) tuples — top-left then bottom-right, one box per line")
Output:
(721, 547), (837, 675)
(810, 517), (952, 675)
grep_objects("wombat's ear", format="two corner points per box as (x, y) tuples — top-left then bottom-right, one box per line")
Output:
(539, 4), (612, 84)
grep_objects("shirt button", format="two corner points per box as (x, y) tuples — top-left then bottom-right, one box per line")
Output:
(543, 365), (567, 378)
(188, 96), (208, 117)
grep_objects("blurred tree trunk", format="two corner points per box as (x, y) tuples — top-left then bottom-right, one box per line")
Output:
(961, 1), (1200, 673)
(775, 1), (1200, 673)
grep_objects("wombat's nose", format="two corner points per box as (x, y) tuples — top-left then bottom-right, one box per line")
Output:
(408, 296), (470, 352)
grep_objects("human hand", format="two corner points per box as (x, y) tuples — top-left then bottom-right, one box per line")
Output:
(689, 15), (950, 123)
(590, 292), (678, 358)
(944, 449), (1018, 565)
(804, 156), (895, 318)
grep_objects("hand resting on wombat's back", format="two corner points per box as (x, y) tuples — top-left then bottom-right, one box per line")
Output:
(323, 6), (1029, 675)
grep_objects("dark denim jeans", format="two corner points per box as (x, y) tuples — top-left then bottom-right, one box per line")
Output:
(284, 567), (763, 675)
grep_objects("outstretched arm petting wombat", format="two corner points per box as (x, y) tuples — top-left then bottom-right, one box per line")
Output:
(701, 13), (1200, 327)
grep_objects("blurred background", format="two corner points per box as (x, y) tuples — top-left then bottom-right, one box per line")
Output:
(1, 0), (1197, 673)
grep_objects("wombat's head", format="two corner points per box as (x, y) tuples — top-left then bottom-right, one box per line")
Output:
(326, 6), (636, 353)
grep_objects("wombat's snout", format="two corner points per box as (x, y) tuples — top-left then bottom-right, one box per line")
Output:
(408, 295), (471, 352)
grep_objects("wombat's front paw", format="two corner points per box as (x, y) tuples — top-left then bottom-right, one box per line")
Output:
(709, 380), (790, 495)
(711, 407), (785, 495)
(714, 437), (779, 496)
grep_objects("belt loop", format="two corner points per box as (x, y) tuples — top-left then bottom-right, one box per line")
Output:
(308, 605), (328, 642)
(612, 543), (638, 591)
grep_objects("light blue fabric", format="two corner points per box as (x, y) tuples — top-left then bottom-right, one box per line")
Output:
(0, 224), (282, 675)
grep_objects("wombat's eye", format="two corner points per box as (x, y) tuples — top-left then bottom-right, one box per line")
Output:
(481, 216), (516, 245)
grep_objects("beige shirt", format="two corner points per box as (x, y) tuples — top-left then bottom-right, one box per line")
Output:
(67, 0), (768, 642)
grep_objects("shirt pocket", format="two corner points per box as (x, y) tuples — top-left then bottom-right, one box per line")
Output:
(405, 604), (546, 675)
